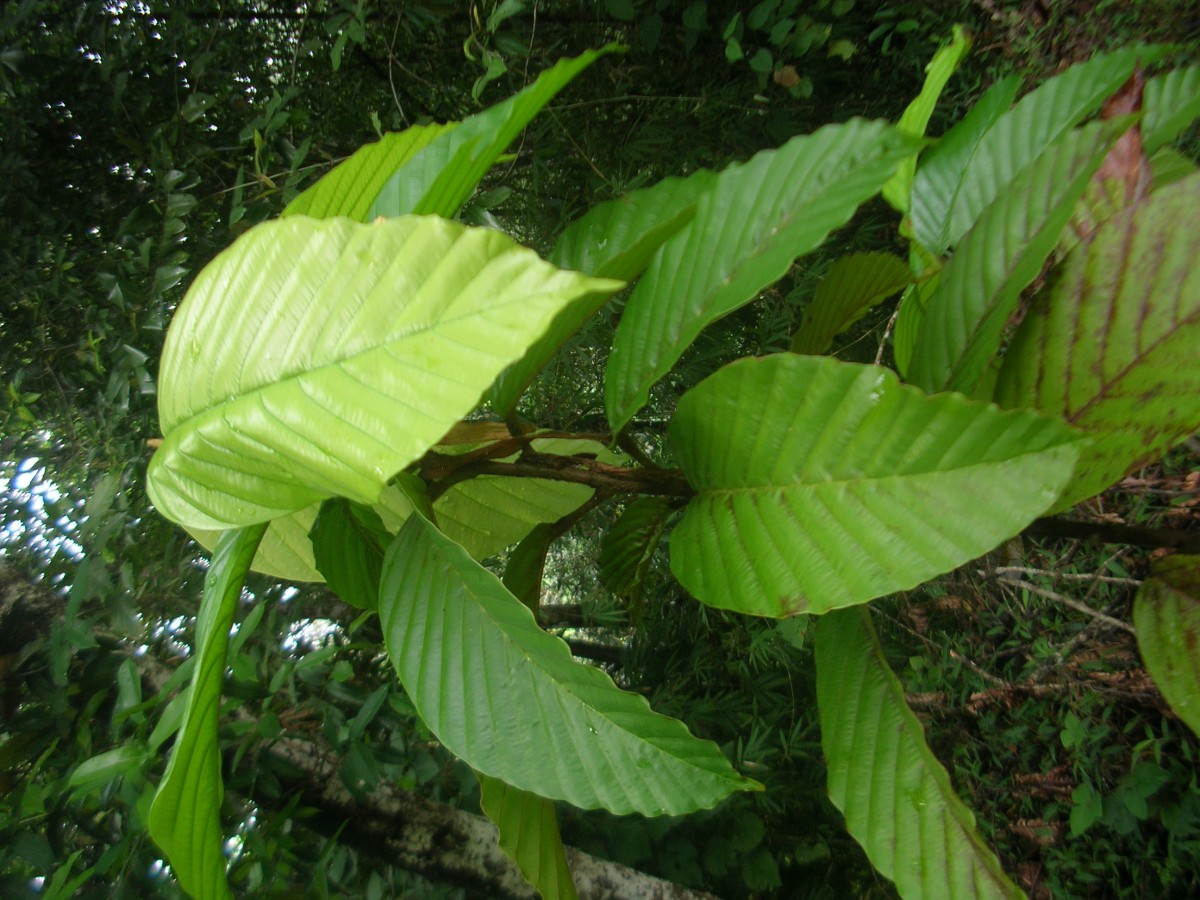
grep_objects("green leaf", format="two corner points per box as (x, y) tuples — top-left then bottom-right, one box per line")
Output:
(503, 524), (554, 613)
(379, 513), (759, 814)
(816, 607), (1025, 899)
(606, 119), (920, 433)
(149, 524), (266, 900)
(598, 497), (671, 605)
(790, 251), (911, 355)
(909, 75), (1022, 253)
(433, 438), (621, 559)
(147, 216), (621, 531)
(309, 498), (392, 610)
(550, 170), (714, 281)
(282, 124), (455, 221)
(993, 171), (1200, 510)
(906, 120), (1126, 396)
(1143, 66), (1200, 155)
(487, 171), (713, 415)
(668, 355), (1082, 617)
(68, 745), (149, 796)
(367, 48), (615, 220)
(1150, 146), (1197, 189)
(478, 772), (578, 900)
(882, 24), (972, 214)
(931, 46), (1160, 251)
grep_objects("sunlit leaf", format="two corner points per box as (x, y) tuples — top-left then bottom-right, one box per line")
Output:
(380, 514), (760, 814)
(282, 124), (454, 221)
(606, 119), (919, 433)
(149, 524), (266, 900)
(1133, 555), (1200, 741)
(817, 607), (1024, 898)
(993, 171), (1200, 510)
(148, 216), (621, 531)
(882, 24), (972, 213)
(367, 48), (616, 220)
(669, 355), (1082, 616)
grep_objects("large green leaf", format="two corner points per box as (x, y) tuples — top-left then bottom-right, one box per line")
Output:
(993, 171), (1200, 510)
(906, 120), (1125, 396)
(605, 119), (920, 433)
(367, 48), (614, 220)
(379, 513), (759, 815)
(1133, 555), (1200, 741)
(282, 124), (454, 221)
(149, 524), (266, 900)
(669, 354), (1083, 617)
(816, 607), (1024, 899)
(147, 215), (621, 531)
(881, 24), (972, 214)
(478, 773), (578, 900)
(1143, 66), (1200, 154)
(549, 169), (715, 281)
(932, 47), (1157, 251)
(909, 75), (1021, 254)
(790, 251), (911, 356)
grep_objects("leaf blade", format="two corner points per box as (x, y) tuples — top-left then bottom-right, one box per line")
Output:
(379, 514), (760, 815)
(478, 773), (579, 900)
(147, 216), (621, 530)
(669, 355), (1082, 616)
(605, 119), (920, 433)
(148, 524), (266, 900)
(993, 170), (1200, 509)
(816, 607), (1025, 899)
(1133, 555), (1200, 741)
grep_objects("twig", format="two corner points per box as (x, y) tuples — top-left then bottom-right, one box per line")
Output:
(987, 565), (1141, 587)
(998, 577), (1135, 635)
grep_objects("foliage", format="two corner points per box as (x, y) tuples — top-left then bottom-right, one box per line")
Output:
(131, 38), (1200, 900)
(4, 4), (1200, 899)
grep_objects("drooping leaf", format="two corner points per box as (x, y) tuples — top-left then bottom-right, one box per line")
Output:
(606, 119), (920, 433)
(790, 251), (911, 356)
(598, 497), (672, 607)
(906, 120), (1126, 396)
(309, 498), (392, 610)
(891, 244), (941, 377)
(933, 46), (1160, 251)
(149, 524), (266, 900)
(1133, 555), (1200, 741)
(669, 355), (1083, 617)
(816, 607), (1025, 899)
(282, 124), (455, 221)
(379, 514), (760, 814)
(549, 170), (715, 281)
(147, 215), (621, 531)
(993, 171), (1200, 510)
(503, 523), (554, 613)
(909, 75), (1021, 254)
(1143, 66), (1200, 154)
(478, 772), (578, 900)
(367, 47), (615, 220)
(882, 24), (972, 214)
